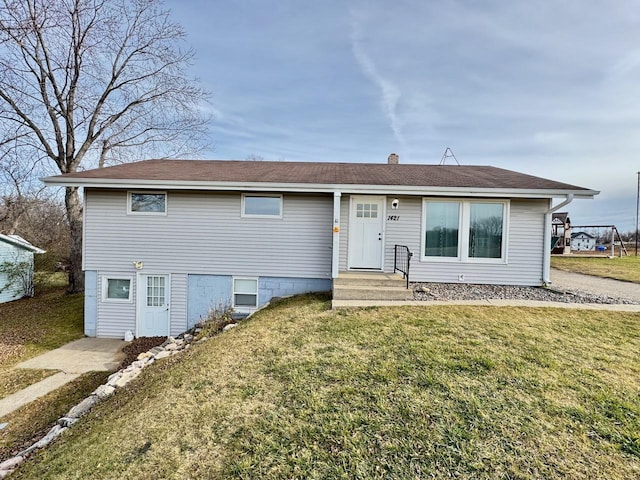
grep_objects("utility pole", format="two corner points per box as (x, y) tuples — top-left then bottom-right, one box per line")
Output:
(636, 171), (640, 256)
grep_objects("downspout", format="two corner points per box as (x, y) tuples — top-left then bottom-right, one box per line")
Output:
(542, 194), (574, 285)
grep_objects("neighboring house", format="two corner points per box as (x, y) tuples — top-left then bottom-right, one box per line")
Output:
(0, 234), (46, 303)
(571, 231), (596, 251)
(43, 156), (598, 338)
(551, 212), (571, 254)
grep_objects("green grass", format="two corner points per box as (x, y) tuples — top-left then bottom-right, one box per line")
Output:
(14, 295), (640, 479)
(552, 255), (640, 283)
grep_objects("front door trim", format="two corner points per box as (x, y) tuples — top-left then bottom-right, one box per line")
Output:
(347, 195), (386, 270)
(136, 272), (171, 337)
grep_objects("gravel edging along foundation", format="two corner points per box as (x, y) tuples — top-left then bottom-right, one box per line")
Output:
(0, 321), (239, 478)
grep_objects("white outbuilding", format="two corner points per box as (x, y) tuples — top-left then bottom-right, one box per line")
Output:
(0, 234), (46, 303)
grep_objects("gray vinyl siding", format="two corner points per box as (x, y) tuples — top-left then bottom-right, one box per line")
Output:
(96, 272), (137, 338)
(84, 190), (333, 278)
(170, 274), (188, 336)
(96, 272), (186, 338)
(340, 195), (546, 286)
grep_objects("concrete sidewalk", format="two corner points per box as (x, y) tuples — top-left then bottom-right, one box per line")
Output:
(0, 338), (125, 419)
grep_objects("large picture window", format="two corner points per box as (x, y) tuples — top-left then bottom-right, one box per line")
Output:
(424, 201), (460, 258)
(422, 199), (508, 262)
(468, 203), (504, 259)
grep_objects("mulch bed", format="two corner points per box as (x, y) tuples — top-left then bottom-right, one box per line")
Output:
(118, 336), (166, 370)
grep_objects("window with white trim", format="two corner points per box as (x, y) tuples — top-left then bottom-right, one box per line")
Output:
(241, 194), (282, 218)
(128, 192), (167, 214)
(422, 199), (508, 262)
(233, 278), (258, 309)
(102, 277), (132, 302)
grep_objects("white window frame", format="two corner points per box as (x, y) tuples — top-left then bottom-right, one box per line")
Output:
(241, 193), (283, 218)
(233, 277), (259, 310)
(421, 198), (509, 264)
(101, 276), (134, 303)
(127, 191), (167, 215)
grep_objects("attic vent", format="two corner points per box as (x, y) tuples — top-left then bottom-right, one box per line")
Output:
(387, 153), (399, 164)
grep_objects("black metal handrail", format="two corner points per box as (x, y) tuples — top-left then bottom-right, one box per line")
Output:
(394, 245), (413, 289)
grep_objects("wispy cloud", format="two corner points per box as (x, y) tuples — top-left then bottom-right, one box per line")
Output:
(349, 11), (405, 152)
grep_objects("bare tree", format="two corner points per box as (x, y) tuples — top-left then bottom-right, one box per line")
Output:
(0, 0), (210, 292)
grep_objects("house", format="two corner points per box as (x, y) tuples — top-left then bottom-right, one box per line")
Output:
(571, 231), (596, 251)
(43, 156), (598, 338)
(0, 234), (45, 303)
(551, 212), (571, 254)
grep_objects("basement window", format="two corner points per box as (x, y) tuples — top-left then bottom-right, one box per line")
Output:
(233, 278), (258, 309)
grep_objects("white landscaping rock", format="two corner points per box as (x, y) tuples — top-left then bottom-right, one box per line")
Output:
(0, 456), (24, 474)
(223, 323), (238, 332)
(67, 395), (100, 419)
(154, 350), (172, 360)
(115, 370), (141, 388)
(92, 384), (116, 399)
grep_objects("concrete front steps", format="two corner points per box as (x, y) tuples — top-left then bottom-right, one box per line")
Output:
(332, 271), (413, 305)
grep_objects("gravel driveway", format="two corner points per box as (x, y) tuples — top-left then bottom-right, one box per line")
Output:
(412, 268), (640, 304)
(550, 268), (640, 303)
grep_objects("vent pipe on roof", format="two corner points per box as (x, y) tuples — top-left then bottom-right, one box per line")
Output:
(387, 153), (399, 164)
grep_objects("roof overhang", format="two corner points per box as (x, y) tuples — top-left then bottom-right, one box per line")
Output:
(42, 176), (599, 199)
(0, 234), (46, 253)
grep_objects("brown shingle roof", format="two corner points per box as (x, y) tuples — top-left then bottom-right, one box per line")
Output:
(51, 159), (592, 191)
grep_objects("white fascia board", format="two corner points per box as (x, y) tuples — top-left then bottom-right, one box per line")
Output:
(0, 235), (46, 253)
(41, 176), (599, 199)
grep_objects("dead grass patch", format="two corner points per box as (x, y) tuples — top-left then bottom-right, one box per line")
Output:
(0, 371), (109, 461)
(0, 369), (59, 399)
(13, 296), (640, 479)
(0, 288), (84, 369)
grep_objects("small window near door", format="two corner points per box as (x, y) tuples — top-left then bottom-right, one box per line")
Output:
(102, 277), (132, 302)
(128, 192), (167, 214)
(233, 278), (258, 309)
(242, 194), (282, 218)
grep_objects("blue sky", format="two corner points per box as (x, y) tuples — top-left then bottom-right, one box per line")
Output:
(165, 0), (640, 231)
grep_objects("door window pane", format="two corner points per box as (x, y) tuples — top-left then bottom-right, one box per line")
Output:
(147, 276), (165, 307)
(425, 202), (460, 257)
(469, 203), (503, 258)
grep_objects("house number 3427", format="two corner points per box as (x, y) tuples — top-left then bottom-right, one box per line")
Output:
(387, 215), (400, 221)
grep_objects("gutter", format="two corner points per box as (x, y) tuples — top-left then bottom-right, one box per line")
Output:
(542, 194), (574, 285)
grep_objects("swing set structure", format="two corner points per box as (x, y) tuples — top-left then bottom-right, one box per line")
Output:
(560, 224), (629, 257)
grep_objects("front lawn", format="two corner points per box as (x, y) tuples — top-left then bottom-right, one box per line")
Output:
(15, 295), (640, 479)
(0, 284), (110, 463)
(552, 255), (640, 283)
(0, 287), (84, 380)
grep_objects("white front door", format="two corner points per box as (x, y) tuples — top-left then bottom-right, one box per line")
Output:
(137, 274), (170, 337)
(348, 196), (385, 269)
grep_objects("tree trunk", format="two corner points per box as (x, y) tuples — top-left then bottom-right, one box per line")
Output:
(65, 187), (84, 293)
